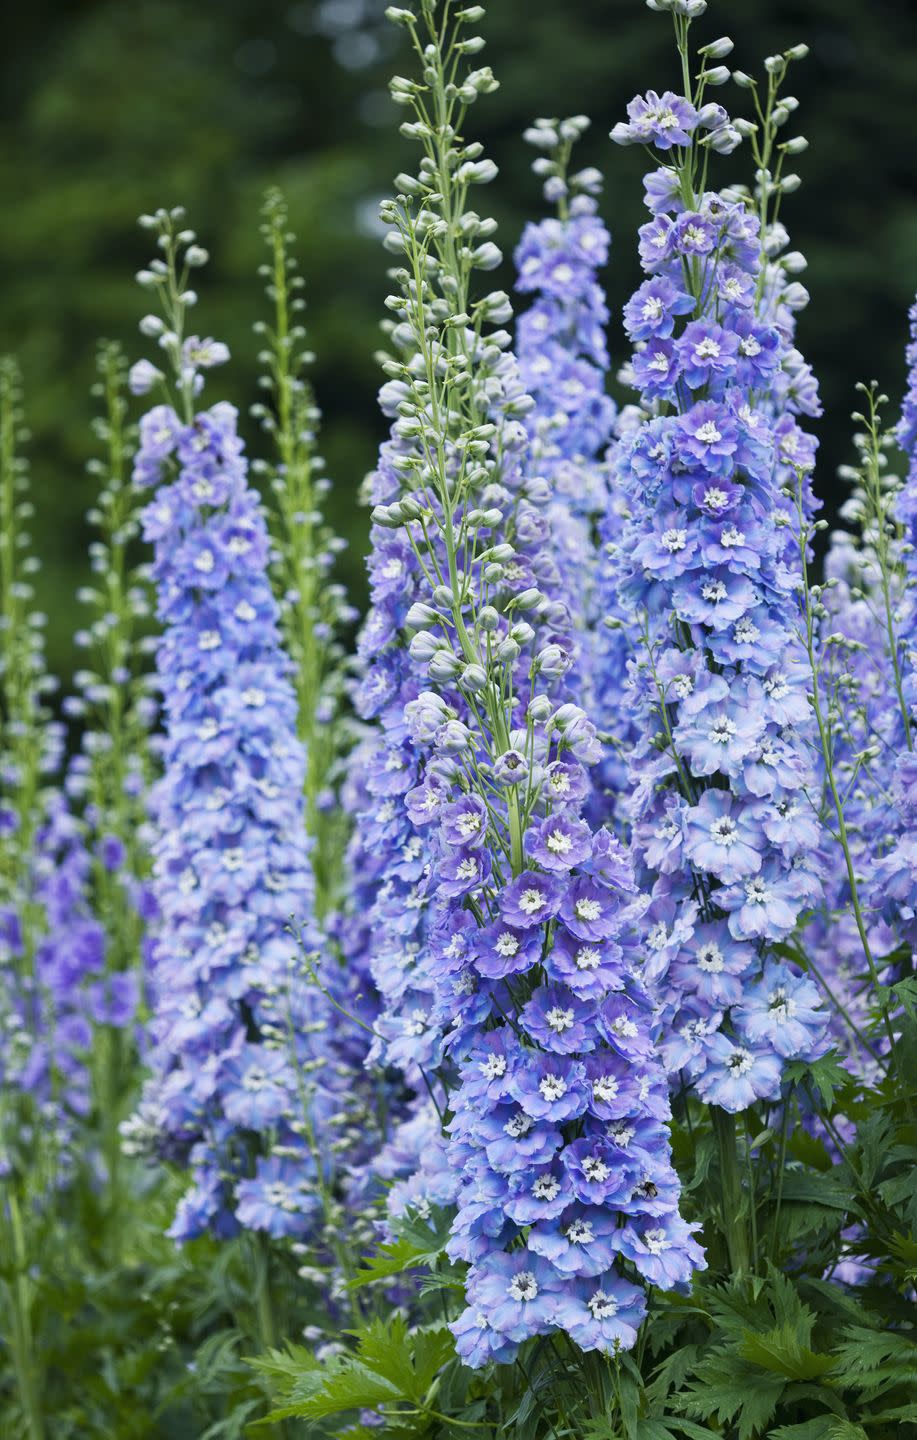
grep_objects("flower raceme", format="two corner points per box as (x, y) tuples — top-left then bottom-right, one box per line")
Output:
(608, 26), (829, 1108)
(127, 286), (332, 1241)
(357, 3), (704, 1366)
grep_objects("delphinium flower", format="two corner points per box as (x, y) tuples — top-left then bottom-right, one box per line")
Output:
(513, 118), (637, 818)
(0, 358), (105, 1437)
(872, 306), (917, 934)
(359, 1), (704, 1367)
(125, 213), (334, 1249)
(793, 325), (917, 1088)
(798, 400), (911, 1079)
(607, 8), (829, 1124)
(60, 341), (159, 1196)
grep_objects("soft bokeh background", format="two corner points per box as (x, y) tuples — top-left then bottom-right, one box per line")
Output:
(2, 0), (917, 680)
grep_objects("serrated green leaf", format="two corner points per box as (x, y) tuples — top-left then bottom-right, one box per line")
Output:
(784, 1052), (853, 1109)
(832, 1325), (917, 1380)
(350, 1207), (454, 1289)
(246, 1343), (319, 1386)
(826, 1422), (868, 1440)
(664, 1423), (721, 1440)
(632, 1421), (677, 1440)
(349, 1236), (428, 1288)
(646, 1343), (700, 1404)
(739, 1325), (834, 1381)
(768, 1419), (839, 1440)
(292, 1359), (402, 1421)
(676, 1353), (785, 1440)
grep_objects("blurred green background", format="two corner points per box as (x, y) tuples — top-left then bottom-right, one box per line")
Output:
(2, 0), (917, 682)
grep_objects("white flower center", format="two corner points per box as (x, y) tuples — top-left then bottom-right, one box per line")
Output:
(519, 887), (548, 915)
(539, 1074), (568, 1101)
(695, 420), (722, 444)
(697, 942), (724, 973)
(710, 816), (737, 846)
(481, 1056), (506, 1080)
(508, 1271), (539, 1302)
(575, 945), (601, 971)
(505, 1113), (535, 1138)
(575, 898), (601, 922)
(457, 812), (482, 838)
(546, 1006), (575, 1033)
(582, 1155), (610, 1182)
(709, 715), (737, 744)
(728, 1047), (754, 1076)
(588, 1289), (618, 1320)
(593, 1074), (619, 1102)
(533, 1175), (560, 1201)
(567, 1219), (595, 1245)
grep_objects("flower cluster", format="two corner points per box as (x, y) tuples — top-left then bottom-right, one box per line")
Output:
(356, 9), (704, 1365)
(128, 293), (331, 1239)
(513, 118), (619, 755)
(608, 38), (829, 1108)
(0, 796), (111, 1183)
(871, 299), (917, 936)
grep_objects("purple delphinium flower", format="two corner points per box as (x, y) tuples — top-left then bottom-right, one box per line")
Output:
(350, 98), (704, 1366)
(605, 70), (829, 1110)
(129, 355), (332, 1242)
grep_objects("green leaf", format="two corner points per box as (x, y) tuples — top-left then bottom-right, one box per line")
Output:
(291, 1359), (401, 1421)
(768, 1422), (835, 1440)
(646, 1344), (701, 1404)
(886, 975), (917, 1023)
(350, 1207), (454, 1290)
(739, 1324), (834, 1381)
(777, 1171), (856, 1213)
(768, 1420), (841, 1440)
(831, 1325), (917, 1379)
(861, 1402), (917, 1422)
(826, 1423), (868, 1440)
(349, 1236), (431, 1289)
(356, 1317), (453, 1403)
(676, 1353), (785, 1440)
(246, 1343), (319, 1386)
(784, 1053), (854, 1109)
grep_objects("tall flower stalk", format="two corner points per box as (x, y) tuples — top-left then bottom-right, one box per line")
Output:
(252, 190), (357, 918)
(64, 341), (157, 1212)
(607, 2), (830, 1272)
(357, 0), (704, 1373)
(126, 213), (332, 1254)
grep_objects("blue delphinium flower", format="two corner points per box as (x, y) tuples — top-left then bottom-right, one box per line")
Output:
(356, 15), (704, 1368)
(514, 119), (619, 777)
(0, 360), (112, 1188)
(126, 218), (331, 1241)
(606, 43), (828, 1107)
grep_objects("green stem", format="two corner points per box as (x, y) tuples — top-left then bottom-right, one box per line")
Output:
(712, 1106), (750, 1276)
(796, 482), (904, 1078)
(7, 1191), (45, 1440)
